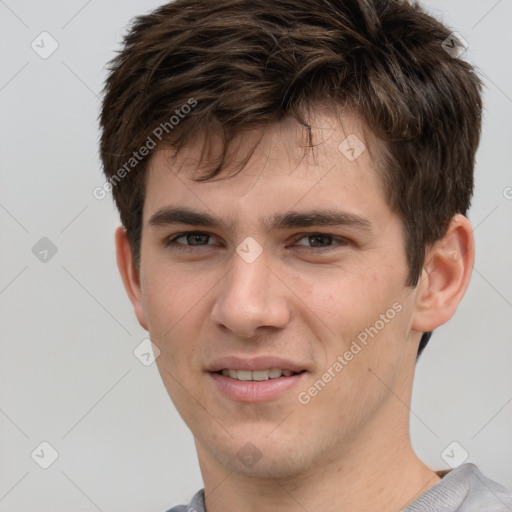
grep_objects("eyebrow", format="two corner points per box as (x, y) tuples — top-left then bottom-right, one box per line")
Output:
(147, 206), (373, 233)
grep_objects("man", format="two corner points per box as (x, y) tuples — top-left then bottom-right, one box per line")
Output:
(99, 0), (512, 510)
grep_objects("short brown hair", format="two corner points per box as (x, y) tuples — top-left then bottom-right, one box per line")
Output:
(99, 0), (483, 357)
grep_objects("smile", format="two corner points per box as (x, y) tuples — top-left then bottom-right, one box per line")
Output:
(209, 370), (307, 402)
(217, 368), (303, 381)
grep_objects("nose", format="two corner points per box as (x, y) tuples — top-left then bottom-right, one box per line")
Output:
(210, 249), (291, 339)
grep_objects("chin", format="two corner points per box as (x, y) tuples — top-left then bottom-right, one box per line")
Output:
(209, 436), (312, 480)
(228, 455), (305, 480)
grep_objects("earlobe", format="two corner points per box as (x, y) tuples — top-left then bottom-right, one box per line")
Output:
(412, 214), (474, 333)
(114, 226), (149, 331)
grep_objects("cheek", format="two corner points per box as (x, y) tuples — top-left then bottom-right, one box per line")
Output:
(307, 266), (409, 372)
(302, 267), (390, 330)
(141, 263), (220, 375)
(142, 261), (199, 327)
(303, 304), (409, 433)
(140, 269), (194, 370)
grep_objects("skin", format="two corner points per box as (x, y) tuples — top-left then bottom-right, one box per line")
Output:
(116, 107), (474, 512)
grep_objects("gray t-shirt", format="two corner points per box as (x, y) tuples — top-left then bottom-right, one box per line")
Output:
(166, 463), (512, 511)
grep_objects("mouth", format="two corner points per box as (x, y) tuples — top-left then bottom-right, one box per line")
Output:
(205, 356), (309, 401)
(214, 368), (306, 381)
(208, 368), (308, 402)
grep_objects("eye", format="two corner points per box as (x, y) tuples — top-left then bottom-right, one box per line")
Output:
(164, 231), (349, 252)
(293, 233), (348, 249)
(166, 231), (217, 247)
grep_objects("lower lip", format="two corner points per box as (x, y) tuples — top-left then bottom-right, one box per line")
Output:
(208, 371), (307, 402)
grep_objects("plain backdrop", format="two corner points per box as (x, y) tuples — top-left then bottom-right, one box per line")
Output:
(0, 0), (511, 511)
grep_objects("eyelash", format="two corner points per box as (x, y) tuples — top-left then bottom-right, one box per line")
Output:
(164, 231), (349, 251)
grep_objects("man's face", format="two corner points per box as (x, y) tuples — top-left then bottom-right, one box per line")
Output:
(136, 109), (422, 478)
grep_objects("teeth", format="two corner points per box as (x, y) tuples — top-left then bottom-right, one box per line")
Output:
(252, 370), (269, 381)
(219, 368), (298, 381)
(237, 370), (253, 381)
(268, 368), (282, 378)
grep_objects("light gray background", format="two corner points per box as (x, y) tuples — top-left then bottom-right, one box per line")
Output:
(0, 1), (511, 511)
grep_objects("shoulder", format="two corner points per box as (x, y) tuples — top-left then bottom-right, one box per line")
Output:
(164, 489), (206, 512)
(462, 464), (512, 511)
(405, 463), (512, 512)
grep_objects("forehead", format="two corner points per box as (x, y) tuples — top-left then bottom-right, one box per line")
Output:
(142, 108), (390, 225)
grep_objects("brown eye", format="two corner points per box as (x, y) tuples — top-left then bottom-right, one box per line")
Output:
(307, 234), (333, 247)
(185, 233), (210, 245)
(294, 233), (348, 249)
(166, 231), (214, 247)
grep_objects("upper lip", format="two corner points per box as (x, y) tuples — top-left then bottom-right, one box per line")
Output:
(206, 356), (307, 373)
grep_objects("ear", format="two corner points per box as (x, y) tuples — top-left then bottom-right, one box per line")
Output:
(115, 226), (149, 331)
(412, 214), (474, 333)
